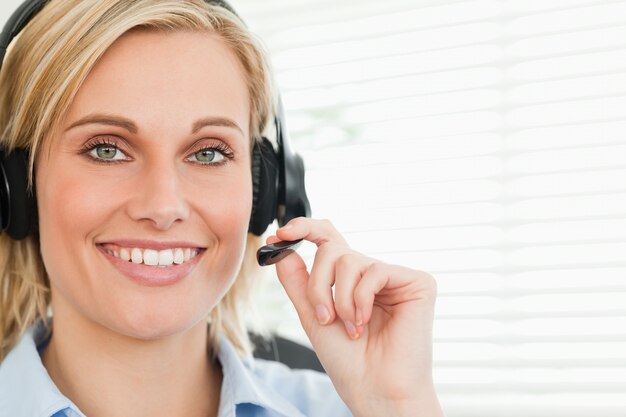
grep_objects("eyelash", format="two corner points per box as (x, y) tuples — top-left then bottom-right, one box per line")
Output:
(79, 136), (235, 166)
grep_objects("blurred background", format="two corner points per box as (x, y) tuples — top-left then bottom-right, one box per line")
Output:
(3, 1), (626, 416)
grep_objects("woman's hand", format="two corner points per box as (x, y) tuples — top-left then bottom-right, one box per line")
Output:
(267, 217), (444, 417)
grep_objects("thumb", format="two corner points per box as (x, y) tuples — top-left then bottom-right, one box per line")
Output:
(274, 251), (316, 333)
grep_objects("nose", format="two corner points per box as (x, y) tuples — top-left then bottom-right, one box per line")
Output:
(126, 160), (190, 230)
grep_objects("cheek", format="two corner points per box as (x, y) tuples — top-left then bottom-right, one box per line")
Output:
(38, 161), (117, 235)
(210, 188), (252, 228)
(199, 170), (253, 257)
(36, 163), (119, 284)
(193, 169), (253, 276)
(42, 175), (110, 229)
(194, 162), (254, 231)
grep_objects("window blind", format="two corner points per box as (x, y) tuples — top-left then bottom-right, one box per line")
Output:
(235, 1), (626, 416)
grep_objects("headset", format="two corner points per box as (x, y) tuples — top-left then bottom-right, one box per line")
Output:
(0, 0), (310, 240)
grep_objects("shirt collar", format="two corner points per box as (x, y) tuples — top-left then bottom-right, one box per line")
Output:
(217, 335), (306, 417)
(0, 320), (85, 417)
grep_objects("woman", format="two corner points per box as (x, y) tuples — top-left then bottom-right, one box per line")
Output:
(0, 1), (444, 416)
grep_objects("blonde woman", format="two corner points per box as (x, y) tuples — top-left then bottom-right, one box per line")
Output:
(0, 1), (444, 416)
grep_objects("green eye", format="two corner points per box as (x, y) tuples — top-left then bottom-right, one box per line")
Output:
(88, 144), (127, 161)
(190, 148), (225, 164)
(195, 149), (217, 162)
(95, 146), (119, 160)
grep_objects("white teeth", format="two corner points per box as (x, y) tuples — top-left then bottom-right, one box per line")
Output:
(174, 248), (184, 265)
(143, 249), (159, 266)
(158, 249), (174, 266)
(108, 245), (199, 266)
(131, 248), (143, 264)
(120, 248), (131, 261)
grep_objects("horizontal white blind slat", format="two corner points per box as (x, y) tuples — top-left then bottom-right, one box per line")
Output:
(504, 0), (619, 13)
(507, 2), (626, 35)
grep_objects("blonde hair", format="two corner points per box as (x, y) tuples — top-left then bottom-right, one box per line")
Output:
(0, 0), (275, 361)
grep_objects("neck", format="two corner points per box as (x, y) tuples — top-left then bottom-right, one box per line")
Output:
(42, 305), (222, 417)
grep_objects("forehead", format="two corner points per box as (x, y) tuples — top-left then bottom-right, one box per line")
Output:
(63, 29), (250, 140)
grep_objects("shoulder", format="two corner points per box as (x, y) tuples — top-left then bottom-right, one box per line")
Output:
(218, 336), (352, 417)
(0, 321), (81, 417)
(253, 357), (347, 413)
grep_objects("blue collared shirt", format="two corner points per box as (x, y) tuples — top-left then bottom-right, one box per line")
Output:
(0, 321), (352, 417)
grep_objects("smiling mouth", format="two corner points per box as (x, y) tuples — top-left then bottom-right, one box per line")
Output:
(97, 243), (204, 267)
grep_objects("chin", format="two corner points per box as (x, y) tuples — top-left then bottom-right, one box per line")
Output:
(100, 301), (210, 342)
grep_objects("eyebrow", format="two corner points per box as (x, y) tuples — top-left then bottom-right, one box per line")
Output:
(191, 116), (244, 135)
(65, 114), (244, 136)
(66, 114), (138, 133)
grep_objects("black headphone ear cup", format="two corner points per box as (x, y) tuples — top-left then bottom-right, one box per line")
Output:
(248, 137), (278, 236)
(281, 151), (310, 226)
(0, 148), (36, 240)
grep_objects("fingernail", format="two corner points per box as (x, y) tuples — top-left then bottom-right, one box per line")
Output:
(315, 304), (330, 325)
(355, 308), (363, 326)
(280, 224), (293, 231)
(344, 320), (359, 340)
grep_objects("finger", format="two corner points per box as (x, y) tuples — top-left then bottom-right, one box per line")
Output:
(307, 243), (347, 326)
(352, 263), (387, 327)
(334, 252), (371, 337)
(267, 231), (343, 326)
(354, 263), (437, 326)
(276, 217), (348, 247)
(265, 235), (280, 245)
(272, 248), (316, 333)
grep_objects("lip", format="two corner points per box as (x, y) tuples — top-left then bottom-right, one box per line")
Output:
(96, 243), (205, 287)
(98, 239), (206, 250)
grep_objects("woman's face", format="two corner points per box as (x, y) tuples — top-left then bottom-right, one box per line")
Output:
(36, 30), (253, 339)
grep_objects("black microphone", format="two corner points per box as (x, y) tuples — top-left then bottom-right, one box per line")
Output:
(256, 239), (303, 266)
